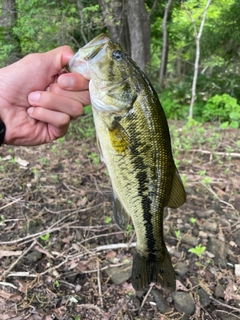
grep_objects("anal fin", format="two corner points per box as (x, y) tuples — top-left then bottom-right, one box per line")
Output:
(113, 191), (131, 231)
(167, 166), (186, 208)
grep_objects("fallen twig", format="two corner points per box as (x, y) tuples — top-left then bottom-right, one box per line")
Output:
(0, 220), (114, 246)
(210, 296), (240, 312)
(6, 272), (37, 278)
(139, 283), (155, 312)
(188, 149), (240, 158)
(0, 227), (61, 245)
(201, 305), (214, 320)
(127, 230), (136, 251)
(200, 182), (237, 211)
(39, 256), (69, 276)
(0, 197), (22, 211)
(215, 310), (240, 319)
(79, 231), (125, 246)
(1, 240), (37, 279)
(46, 203), (105, 228)
(96, 242), (136, 251)
(97, 259), (103, 308)
(0, 281), (18, 289)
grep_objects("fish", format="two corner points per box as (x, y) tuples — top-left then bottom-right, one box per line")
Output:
(67, 34), (186, 292)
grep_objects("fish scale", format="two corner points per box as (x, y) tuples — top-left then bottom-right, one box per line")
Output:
(67, 34), (186, 292)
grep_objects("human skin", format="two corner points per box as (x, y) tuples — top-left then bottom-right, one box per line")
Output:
(0, 46), (90, 146)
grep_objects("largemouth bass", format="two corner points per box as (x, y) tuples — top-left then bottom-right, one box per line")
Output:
(67, 34), (186, 291)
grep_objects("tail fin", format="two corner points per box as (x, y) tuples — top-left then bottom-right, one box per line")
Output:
(132, 245), (176, 292)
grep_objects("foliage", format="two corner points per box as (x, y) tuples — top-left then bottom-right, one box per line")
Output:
(0, 0), (104, 66)
(159, 90), (189, 120)
(104, 216), (112, 224)
(68, 105), (95, 139)
(188, 244), (206, 258)
(175, 230), (181, 240)
(202, 94), (240, 128)
(1, 0), (240, 125)
(89, 152), (100, 165)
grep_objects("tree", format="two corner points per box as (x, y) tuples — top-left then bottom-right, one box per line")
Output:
(99, 0), (151, 72)
(127, 0), (151, 72)
(159, 0), (173, 88)
(1, 0), (239, 123)
(98, 0), (130, 53)
(183, 0), (212, 118)
(0, 0), (21, 65)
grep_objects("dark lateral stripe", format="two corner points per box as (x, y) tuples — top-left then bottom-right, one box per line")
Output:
(129, 126), (156, 256)
(136, 170), (156, 255)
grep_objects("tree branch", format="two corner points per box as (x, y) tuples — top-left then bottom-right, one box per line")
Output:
(159, 0), (173, 88)
(182, 0), (212, 118)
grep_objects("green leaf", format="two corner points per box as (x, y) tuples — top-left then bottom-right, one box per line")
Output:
(40, 233), (50, 241)
(229, 112), (239, 120)
(188, 244), (206, 258)
(220, 121), (229, 129)
(230, 121), (239, 129)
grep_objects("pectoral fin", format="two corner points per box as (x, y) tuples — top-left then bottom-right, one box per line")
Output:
(108, 119), (130, 154)
(113, 190), (131, 230)
(167, 167), (186, 208)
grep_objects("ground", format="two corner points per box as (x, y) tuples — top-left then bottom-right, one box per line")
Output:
(0, 115), (239, 320)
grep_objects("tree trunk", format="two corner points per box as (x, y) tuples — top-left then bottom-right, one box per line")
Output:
(159, 0), (173, 89)
(127, 0), (151, 72)
(99, 0), (151, 72)
(176, 48), (182, 79)
(0, 0), (21, 65)
(183, 0), (212, 118)
(98, 0), (130, 54)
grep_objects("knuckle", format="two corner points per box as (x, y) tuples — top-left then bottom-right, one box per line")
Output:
(48, 83), (61, 94)
(59, 115), (70, 128)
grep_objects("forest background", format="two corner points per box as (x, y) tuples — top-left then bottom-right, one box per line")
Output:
(0, 0), (240, 128)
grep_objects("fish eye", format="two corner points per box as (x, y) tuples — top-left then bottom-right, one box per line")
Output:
(112, 50), (122, 61)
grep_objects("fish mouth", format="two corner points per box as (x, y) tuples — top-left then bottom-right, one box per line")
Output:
(66, 34), (110, 74)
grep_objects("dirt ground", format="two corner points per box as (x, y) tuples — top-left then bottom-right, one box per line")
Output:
(0, 117), (240, 320)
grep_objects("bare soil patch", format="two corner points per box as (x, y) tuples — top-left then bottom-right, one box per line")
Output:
(0, 118), (240, 319)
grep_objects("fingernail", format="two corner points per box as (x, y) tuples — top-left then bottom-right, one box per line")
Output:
(28, 92), (40, 102)
(27, 107), (34, 115)
(58, 75), (74, 88)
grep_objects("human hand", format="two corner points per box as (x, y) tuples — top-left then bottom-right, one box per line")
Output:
(0, 46), (90, 146)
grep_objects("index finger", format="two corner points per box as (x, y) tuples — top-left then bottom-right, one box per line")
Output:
(58, 73), (89, 91)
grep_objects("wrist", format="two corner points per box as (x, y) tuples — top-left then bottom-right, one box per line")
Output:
(0, 96), (15, 145)
(0, 96), (8, 145)
(0, 119), (6, 145)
